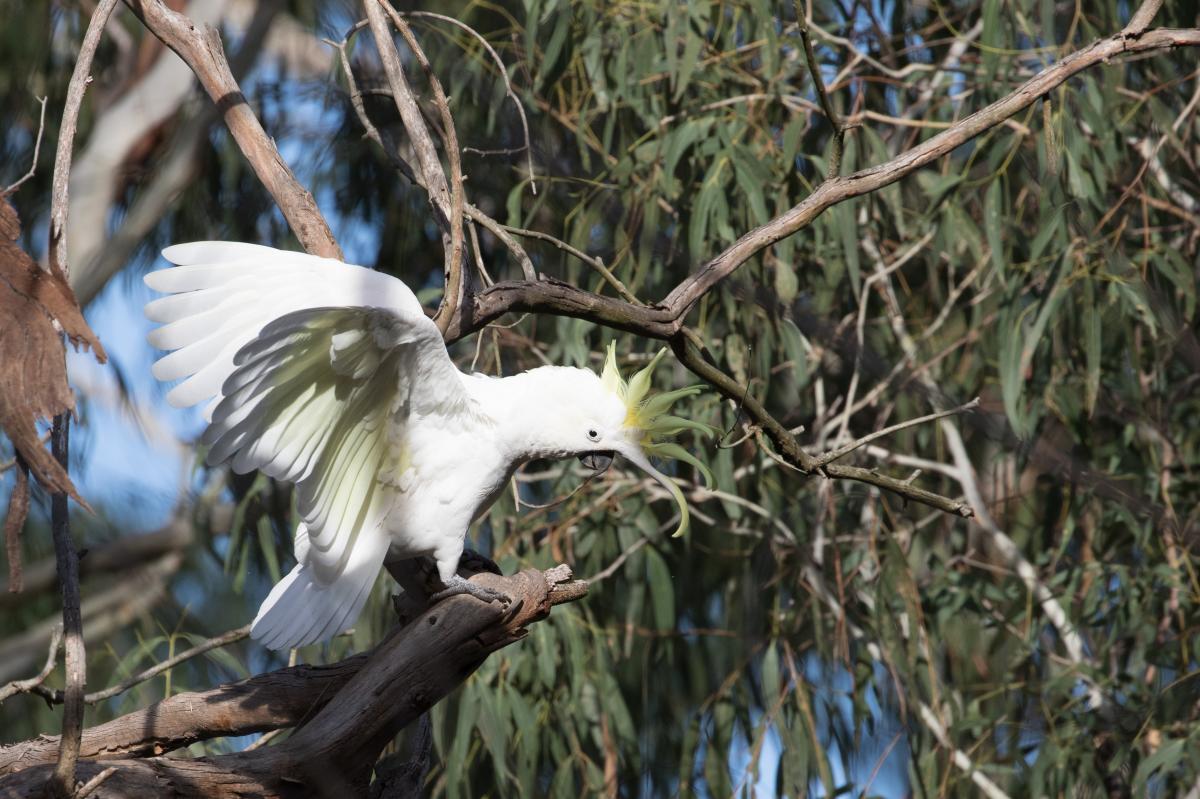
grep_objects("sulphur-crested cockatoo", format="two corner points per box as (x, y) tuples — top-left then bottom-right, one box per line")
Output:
(145, 242), (712, 650)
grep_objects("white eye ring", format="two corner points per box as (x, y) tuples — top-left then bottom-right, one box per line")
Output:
(587, 429), (600, 442)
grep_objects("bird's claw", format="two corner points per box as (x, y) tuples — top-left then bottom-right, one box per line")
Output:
(430, 574), (510, 606)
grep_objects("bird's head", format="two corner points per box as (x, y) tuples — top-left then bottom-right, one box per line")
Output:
(543, 343), (714, 537)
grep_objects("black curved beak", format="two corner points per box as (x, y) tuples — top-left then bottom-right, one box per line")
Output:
(578, 450), (615, 474)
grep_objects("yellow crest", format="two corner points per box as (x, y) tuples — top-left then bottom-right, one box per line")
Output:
(599, 342), (716, 537)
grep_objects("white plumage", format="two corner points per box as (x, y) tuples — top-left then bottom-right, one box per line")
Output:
(146, 242), (706, 650)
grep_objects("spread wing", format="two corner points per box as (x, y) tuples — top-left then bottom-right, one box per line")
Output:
(145, 242), (476, 584)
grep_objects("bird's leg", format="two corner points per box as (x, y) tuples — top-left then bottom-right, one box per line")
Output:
(430, 573), (510, 605)
(458, 548), (503, 576)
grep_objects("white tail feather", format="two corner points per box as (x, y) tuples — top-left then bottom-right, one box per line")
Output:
(251, 524), (387, 650)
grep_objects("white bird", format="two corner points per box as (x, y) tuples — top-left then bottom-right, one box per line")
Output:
(145, 242), (712, 650)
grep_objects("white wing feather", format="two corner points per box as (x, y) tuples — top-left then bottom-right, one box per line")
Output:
(145, 242), (474, 649)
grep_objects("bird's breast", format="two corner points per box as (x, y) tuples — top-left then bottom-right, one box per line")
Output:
(378, 420), (513, 549)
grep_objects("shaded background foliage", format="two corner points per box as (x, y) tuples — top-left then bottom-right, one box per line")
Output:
(2, 0), (1200, 796)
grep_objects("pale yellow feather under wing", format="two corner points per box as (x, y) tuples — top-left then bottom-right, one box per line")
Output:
(203, 307), (411, 583)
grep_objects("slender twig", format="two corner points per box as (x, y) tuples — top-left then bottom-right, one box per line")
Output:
(587, 537), (649, 584)
(813, 398), (980, 469)
(82, 625), (250, 705)
(467, 217), (491, 286)
(793, 0), (845, 176)
(0, 625), (62, 704)
(31, 624), (253, 706)
(323, 34), (420, 186)
(500, 223), (640, 303)
(2, 95), (47, 196)
(242, 728), (286, 751)
(466, 206), (536, 281)
(71, 766), (116, 799)
(406, 10), (537, 194)
(45, 5), (117, 796)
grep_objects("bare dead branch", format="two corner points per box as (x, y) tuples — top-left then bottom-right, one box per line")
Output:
(122, 0), (342, 260)
(0, 656), (367, 772)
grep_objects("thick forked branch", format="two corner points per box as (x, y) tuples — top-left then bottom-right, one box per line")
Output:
(122, 0), (342, 260)
(0, 567), (587, 797)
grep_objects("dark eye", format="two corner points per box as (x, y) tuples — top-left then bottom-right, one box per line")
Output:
(587, 429), (600, 442)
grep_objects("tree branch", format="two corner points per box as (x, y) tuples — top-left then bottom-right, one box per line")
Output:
(0, 566), (587, 797)
(433, 22), (1200, 518)
(0, 625), (61, 705)
(378, 1), (467, 335)
(660, 27), (1200, 318)
(1, 95), (47, 197)
(405, 10), (536, 194)
(44, 3), (119, 794)
(812, 398), (980, 469)
(0, 656), (367, 772)
(122, 0), (342, 260)
(448, 24), (1200, 341)
(792, 0), (845, 176)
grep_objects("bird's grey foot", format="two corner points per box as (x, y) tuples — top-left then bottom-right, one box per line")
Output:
(430, 574), (510, 605)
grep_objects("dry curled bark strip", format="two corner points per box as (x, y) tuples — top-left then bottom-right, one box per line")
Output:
(3, 461), (27, 593)
(122, 0), (342, 260)
(0, 567), (587, 798)
(0, 198), (105, 506)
